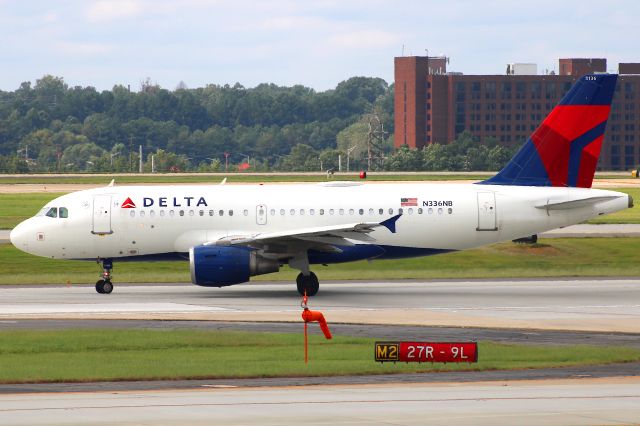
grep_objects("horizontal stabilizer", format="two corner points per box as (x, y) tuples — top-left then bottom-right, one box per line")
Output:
(535, 195), (621, 211)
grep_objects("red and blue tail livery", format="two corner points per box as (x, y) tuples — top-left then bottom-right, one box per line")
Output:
(482, 74), (617, 188)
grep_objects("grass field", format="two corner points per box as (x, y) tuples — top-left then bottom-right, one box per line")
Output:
(0, 173), (494, 185)
(1, 187), (639, 229)
(1, 237), (639, 285)
(0, 329), (638, 383)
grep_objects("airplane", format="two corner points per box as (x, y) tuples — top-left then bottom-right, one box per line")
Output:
(9, 74), (632, 296)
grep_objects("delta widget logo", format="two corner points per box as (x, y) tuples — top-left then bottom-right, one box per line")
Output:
(121, 197), (136, 208)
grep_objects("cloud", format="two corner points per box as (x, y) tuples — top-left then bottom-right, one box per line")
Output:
(326, 30), (400, 50)
(53, 41), (114, 56)
(86, 0), (144, 22)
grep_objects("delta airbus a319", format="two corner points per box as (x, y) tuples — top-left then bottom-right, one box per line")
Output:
(10, 74), (632, 296)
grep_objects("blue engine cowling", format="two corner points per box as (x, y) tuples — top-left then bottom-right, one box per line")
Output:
(189, 245), (279, 287)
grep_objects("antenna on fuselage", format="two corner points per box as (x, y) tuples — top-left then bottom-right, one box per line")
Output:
(107, 179), (115, 187)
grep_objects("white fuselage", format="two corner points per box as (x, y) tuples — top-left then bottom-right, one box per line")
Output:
(10, 182), (631, 262)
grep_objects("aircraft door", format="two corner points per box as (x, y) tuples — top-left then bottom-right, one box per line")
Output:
(476, 192), (497, 231)
(92, 195), (113, 234)
(256, 204), (267, 225)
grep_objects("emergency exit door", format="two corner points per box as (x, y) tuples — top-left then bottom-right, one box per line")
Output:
(256, 204), (267, 225)
(92, 195), (113, 234)
(476, 192), (497, 231)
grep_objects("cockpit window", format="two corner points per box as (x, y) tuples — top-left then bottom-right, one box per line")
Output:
(59, 207), (68, 218)
(45, 207), (58, 218)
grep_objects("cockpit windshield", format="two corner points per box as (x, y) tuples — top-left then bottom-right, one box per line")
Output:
(40, 207), (69, 219)
(45, 207), (58, 218)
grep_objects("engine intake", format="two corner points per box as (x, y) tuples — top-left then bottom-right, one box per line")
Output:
(189, 245), (279, 287)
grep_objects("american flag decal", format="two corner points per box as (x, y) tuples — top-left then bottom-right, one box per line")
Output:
(400, 197), (417, 207)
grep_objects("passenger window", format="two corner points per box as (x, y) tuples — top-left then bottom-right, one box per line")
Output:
(339, 209), (344, 215)
(46, 207), (58, 218)
(359, 209), (364, 215)
(310, 209), (315, 215)
(140, 210), (145, 217)
(290, 209), (295, 215)
(379, 208), (383, 215)
(300, 209), (305, 215)
(349, 209), (354, 215)
(189, 210), (194, 216)
(408, 208), (413, 215)
(388, 208), (393, 215)
(438, 208), (443, 215)
(59, 207), (68, 218)
(319, 209), (324, 215)
(199, 210), (204, 216)
(228, 210), (233, 216)
(160, 210), (165, 217)
(398, 208), (403, 214)
(169, 210), (175, 216)
(150, 210), (156, 217)
(448, 208), (453, 214)
(130, 210), (135, 217)
(368, 208), (374, 215)
(243, 209), (249, 216)
(418, 208), (423, 214)
(280, 209), (285, 216)
(428, 208), (433, 214)
(270, 209), (275, 216)
(209, 210), (214, 216)
(179, 210), (184, 216)
(329, 209), (334, 215)
(219, 210), (224, 216)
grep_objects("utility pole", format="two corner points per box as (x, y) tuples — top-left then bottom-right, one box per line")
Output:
(139, 145), (143, 173)
(151, 154), (155, 173)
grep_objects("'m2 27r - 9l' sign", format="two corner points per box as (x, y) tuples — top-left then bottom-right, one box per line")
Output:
(375, 342), (478, 363)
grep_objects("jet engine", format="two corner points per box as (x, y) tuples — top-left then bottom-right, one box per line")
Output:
(189, 245), (279, 287)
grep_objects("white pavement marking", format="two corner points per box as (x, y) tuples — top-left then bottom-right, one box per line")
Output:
(0, 279), (639, 332)
(0, 303), (231, 316)
(0, 378), (639, 425)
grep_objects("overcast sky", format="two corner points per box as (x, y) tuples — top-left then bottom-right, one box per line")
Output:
(1, 0), (638, 92)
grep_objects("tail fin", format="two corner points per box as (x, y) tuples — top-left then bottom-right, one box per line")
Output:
(481, 74), (617, 188)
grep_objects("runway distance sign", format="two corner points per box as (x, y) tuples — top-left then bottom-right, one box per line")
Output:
(375, 342), (478, 363)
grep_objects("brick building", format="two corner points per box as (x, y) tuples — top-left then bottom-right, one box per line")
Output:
(394, 56), (640, 170)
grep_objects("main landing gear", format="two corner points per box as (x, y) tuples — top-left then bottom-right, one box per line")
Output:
(96, 258), (113, 294)
(296, 271), (319, 297)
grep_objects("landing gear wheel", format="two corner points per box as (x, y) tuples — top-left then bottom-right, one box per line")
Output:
(296, 271), (319, 296)
(96, 258), (114, 295)
(95, 279), (105, 294)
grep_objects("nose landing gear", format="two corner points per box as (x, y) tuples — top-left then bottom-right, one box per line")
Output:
(96, 258), (113, 294)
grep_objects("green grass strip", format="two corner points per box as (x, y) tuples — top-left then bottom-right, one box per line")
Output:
(0, 329), (638, 384)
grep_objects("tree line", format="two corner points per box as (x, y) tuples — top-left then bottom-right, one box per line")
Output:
(0, 75), (513, 173)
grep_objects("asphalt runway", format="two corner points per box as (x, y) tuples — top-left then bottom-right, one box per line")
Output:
(1, 279), (639, 332)
(2, 378), (640, 425)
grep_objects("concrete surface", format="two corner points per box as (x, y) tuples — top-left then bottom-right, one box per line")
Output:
(1, 378), (640, 425)
(1, 279), (639, 332)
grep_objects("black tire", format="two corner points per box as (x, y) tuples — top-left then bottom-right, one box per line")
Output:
(296, 271), (319, 296)
(95, 280), (105, 294)
(102, 280), (113, 294)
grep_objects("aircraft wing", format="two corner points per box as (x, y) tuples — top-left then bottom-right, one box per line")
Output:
(208, 214), (401, 252)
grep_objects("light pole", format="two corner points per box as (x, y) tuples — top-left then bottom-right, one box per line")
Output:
(346, 145), (358, 172)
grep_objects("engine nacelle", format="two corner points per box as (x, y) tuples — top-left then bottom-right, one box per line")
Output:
(189, 245), (279, 287)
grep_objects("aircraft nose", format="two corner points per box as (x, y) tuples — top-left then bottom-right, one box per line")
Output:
(10, 221), (30, 253)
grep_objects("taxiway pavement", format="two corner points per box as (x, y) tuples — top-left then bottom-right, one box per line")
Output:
(1, 279), (639, 332)
(2, 378), (640, 425)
